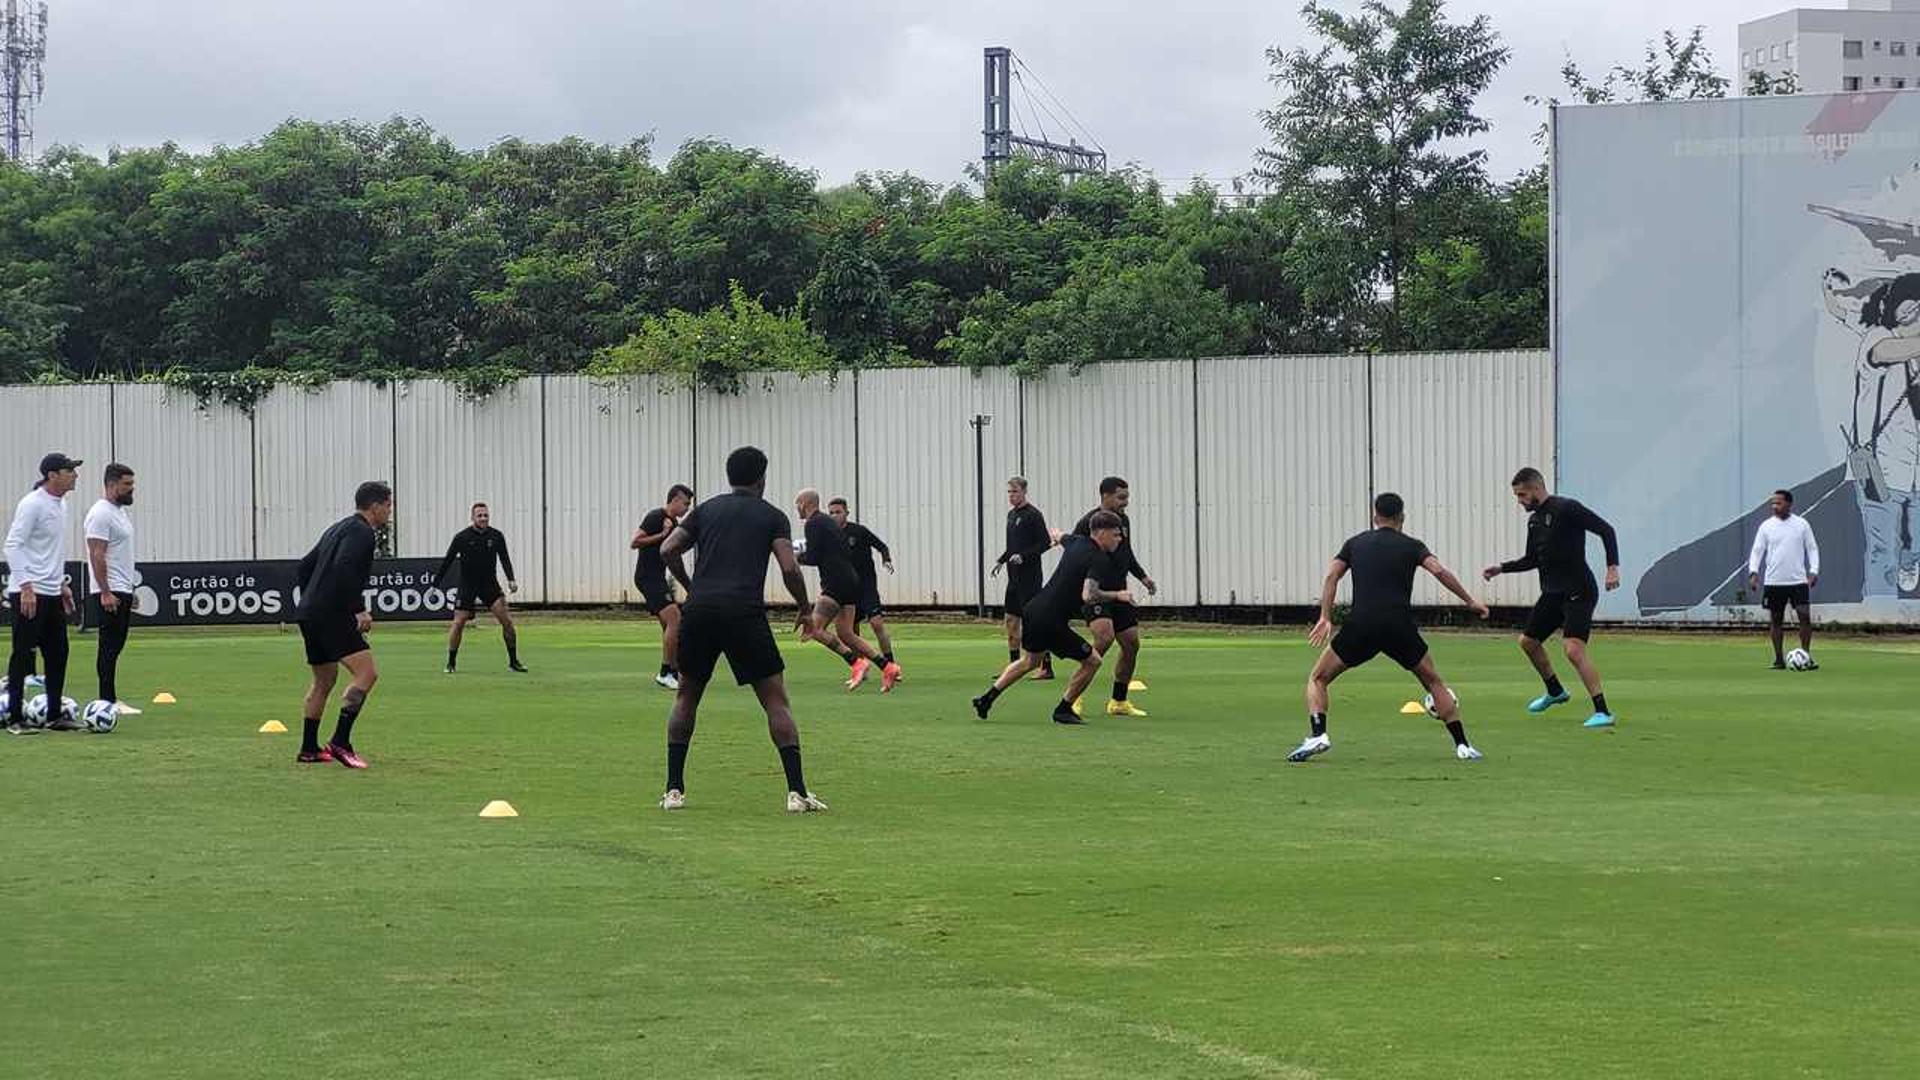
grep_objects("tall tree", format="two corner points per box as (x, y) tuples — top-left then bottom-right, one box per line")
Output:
(1256, 0), (1509, 348)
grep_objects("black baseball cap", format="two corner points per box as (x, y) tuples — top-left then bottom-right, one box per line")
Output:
(38, 453), (82, 476)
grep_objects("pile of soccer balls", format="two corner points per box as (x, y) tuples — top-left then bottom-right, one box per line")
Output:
(0, 675), (118, 733)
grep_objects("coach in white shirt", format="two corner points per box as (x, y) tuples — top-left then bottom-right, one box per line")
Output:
(1748, 488), (1820, 670)
(6, 452), (80, 731)
(85, 463), (138, 708)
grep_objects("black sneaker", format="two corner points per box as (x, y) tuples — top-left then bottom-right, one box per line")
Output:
(1803, 658), (1819, 671)
(508, 661), (528, 673)
(444, 664), (456, 675)
(1052, 709), (1086, 726)
(1771, 659), (1787, 670)
(971, 694), (992, 719)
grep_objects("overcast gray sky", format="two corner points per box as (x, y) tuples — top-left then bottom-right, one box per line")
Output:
(36, 0), (1771, 186)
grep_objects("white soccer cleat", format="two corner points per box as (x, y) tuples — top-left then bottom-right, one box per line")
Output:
(659, 789), (686, 810)
(654, 672), (680, 691)
(1455, 744), (1484, 761)
(1286, 734), (1331, 763)
(786, 791), (829, 813)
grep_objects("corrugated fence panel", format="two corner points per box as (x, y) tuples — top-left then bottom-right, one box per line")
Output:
(0, 384), (114, 566)
(254, 383), (395, 558)
(1370, 350), (1556, 607)
(695, 373), (858, 603)
(543, 376), (695, 603)
(1198, 355), (1371, 605)
(112, 384), (254, 560)
(394, 380), (548, 602)
(852, 367), (1023, 607)
(1022, 360), (1199, 608)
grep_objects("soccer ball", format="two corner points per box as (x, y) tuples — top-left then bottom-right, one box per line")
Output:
(84, 700), (119, 733)
(1786, 648), (1813, 671)
(25, 673), (45, 693)
(1422, 689), (1457, 718)
(23, 693), (50, 727)
(0, 689), (9, 717)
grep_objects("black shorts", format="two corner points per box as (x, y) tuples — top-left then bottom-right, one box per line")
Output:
(299, 615), (369, 666)
(1763, 584), (1811, 614)
(1331, 619), (1429, 671)
(637, 576), (677, 616)
(819, 569), (861, 608)
(458, 578), (503, 612)
(1525, 591), (1597, 642)
(1020, 617), (1094, 662)
(1082, 599), (1140, 634)
(855, 580), (884, 621)
(1004, 574), (1042, 618)
(677, 606), (785, 686)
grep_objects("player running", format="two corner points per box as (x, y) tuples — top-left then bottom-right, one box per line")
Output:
(826, 497), (899, 673)
(972, 513), (1123, 725)
(992, 476), (1054, 680)
(433, 502), (525, 674)
(1483, 467), (1622, 729)
(1749, 488), (1820, 670)
(794, 488), (899, 692)
(291, 481), (392, 769)
(1072, 477), (1157, 718)
(1289, 493), (1489, 763)
(632, 484), (693, 690)
(657, 447), (828, 813)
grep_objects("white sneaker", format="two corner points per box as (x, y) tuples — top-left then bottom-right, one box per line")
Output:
(1901, 564), (1920, 593)
(654, 672), (680, 691)
(1286, 734), (1331, 763)
(1455, 744), (1484, 761)
(786, 791), (829, 813)
(659, 789), (686, 810)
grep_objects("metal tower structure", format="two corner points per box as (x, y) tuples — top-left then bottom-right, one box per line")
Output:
(983, 46), (1106, 177)
(3, 0), (48, 162)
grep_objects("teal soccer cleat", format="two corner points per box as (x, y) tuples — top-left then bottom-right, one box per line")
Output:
(1583, 712), (1615, 729)
(1526, 691), (1572, 714)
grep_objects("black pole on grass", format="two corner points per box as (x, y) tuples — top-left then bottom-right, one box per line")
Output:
(970, 413), (992, 618)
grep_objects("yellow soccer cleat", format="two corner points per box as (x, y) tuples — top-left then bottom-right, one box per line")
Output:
(1105, 700), (1148, 717)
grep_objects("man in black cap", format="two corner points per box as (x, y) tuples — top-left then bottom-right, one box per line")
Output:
(6, 454), (81, 733)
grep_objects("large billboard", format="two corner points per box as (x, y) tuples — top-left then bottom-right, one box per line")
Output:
(1556, 92), (1920, 622)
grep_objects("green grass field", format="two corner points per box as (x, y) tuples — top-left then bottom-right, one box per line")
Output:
(3, 616), (1916, 1079)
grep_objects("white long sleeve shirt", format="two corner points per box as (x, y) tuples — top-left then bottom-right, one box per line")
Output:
(1749, 514), (1820, 587)
(5, 487), (70, 597)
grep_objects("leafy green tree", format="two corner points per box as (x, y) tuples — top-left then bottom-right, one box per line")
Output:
(591, 281), (834, 393)
(1256, 0), (1510, 348)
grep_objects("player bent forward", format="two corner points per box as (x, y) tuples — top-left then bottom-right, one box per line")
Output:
(1289, 493), (1489, 763)
(971, 513), (1128, 725)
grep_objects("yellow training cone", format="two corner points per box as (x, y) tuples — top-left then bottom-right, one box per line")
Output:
(258, 720), (288, 734)
(478, 800), (519, 819)
(1128, 679), (1148, 692)
(152, 692), (177, 704)
(1400, 701), (1427, 715)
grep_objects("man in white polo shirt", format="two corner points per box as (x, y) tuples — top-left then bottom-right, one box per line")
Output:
(6, 453), (80, 732)
(1748, 488), (1821, 671)
(85, 463), (138, 709)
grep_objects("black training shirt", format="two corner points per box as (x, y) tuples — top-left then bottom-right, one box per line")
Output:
(1335, 527), (1432, 622)
(677, 491), (791, 613)
(999, 503), (1050, 580)
(634, 507), (677, 584)
(1500, 495), (1620, 594)
(1073, 508), (1147, 589)
(1024, 534), (1106, 625)
(802, 511), (858, 580)
(295, 514), (377, 621)
(435, 525), (515, 589)
(841, 522), (890, 586)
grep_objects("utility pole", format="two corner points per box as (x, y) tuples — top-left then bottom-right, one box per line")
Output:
(983, 46), (1106, 178)
(2, 0), (48, 163)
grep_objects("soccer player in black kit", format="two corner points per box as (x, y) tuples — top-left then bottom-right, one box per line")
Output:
(433, 502), (524, 674)
(972, 512), (1123, 725)
(1482, 467), (1622, 729)
(826, 496), (899, 671)
(794, 488), (899, 692)
(656, 446), (828, 813)
(1072, 477), (1157, 718)
(632, 484), (693, 690)
(291, 481), (392, 769)
(992, 476), (1054, 680)
(1289, 493), (1489, 763)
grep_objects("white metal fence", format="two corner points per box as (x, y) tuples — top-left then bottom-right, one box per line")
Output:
(0, 351), (1553, 609)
